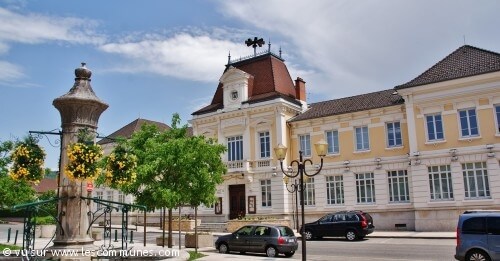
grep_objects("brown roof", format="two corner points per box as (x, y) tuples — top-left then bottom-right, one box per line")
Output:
(192, 52), (300, 115)
(396, 45), (500, 89)
(290, 89), (404, 122)
(33, 178), (58, 194)
(98, 118), (170, 145)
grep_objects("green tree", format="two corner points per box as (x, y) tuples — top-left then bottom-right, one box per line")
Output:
(0, 139), (36, 209)
(37, 190), (58, 217)
(119, 113), (226, 247)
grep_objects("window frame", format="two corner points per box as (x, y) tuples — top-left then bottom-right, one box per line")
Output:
(388, 170), (410, 203)
(463, 162), (490, 199)
(495, 105), (500, 134)
(425, 113), (445, 142)
(458, 108), (479, 138)
(326, 175), (344, 205)
(260, 179), (272, 207)
(303, 177), (315, 206)
(354, 126), (370, 151)
(428, 165), (454, 201)
(299, 134), (312, 157)
(386, 121), (403, 148)
(325, 130), (340, 154)
(258, 131), (271, 159)
(355, 173), (376, 204)
(227, 135), (243, 161)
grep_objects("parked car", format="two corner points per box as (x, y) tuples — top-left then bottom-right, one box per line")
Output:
(215, 224), (298, 257)
(301, 210), (375, 241)
(455, 210), (500, 261)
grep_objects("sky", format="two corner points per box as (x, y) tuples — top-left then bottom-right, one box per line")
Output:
(1, 0), (500, 170)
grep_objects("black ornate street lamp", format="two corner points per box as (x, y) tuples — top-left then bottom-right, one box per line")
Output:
(274, 140), (327, 261)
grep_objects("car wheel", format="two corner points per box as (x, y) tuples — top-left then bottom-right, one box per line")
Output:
(304, 230), (313, 240)
(345, 230), (357, 241)
(284, 251), (295, 257)
(266, 246), (278, 257)
(466, 249), (491, 261)
(218, 243), (229, 254)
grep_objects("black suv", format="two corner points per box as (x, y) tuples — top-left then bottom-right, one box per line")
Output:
(301, 211), (375, 241)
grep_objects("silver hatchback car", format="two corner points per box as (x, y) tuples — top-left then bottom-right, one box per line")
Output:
(215, 224), (298, 257)
(455, 210), (500, 261)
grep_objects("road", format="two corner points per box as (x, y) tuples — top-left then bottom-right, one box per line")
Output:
(1, 224), (456, 260)
(300, 237), (455, 260)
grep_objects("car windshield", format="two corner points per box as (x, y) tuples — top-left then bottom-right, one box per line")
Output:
(278, 226), (295, 237)
(235, 226), (254, 236)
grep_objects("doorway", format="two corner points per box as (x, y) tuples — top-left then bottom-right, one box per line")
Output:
(229, 184), (246, 219)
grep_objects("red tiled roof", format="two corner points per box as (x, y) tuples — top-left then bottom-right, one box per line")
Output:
(192, 53), (299, 115)
(98, 118), (170, 145)
(396, 45), (500, 89)
(33, 178), (57, 194)
(290, 89), (404, 122)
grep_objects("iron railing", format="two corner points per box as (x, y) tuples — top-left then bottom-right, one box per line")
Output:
(13, 196), (146, 260)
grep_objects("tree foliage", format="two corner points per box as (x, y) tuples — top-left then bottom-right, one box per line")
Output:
(119, 114), (226, 210)
(0, 140), (36, 209)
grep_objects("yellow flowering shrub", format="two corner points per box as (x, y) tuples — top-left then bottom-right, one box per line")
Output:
(9, 136), (46, 184)
(65, 142), (103, 181)
(105, 145), (137, 187)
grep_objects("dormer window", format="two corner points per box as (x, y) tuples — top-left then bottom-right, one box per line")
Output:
(230, 90), (239, 101)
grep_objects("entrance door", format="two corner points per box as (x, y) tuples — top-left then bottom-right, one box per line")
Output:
(229, 184), (246, 220)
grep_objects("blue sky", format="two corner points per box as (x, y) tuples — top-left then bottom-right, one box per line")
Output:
(1, 0), (500, 169)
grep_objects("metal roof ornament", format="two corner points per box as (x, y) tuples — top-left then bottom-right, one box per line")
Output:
(245, 37), (265, 56)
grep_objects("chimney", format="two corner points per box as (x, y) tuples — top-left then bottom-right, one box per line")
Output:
(295, 77), (306, 102)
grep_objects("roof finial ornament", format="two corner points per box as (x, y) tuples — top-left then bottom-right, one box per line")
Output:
(268, 38), (271, 52)
(228, 51), (231, 65)
(245, 37), (265, 56)
(279, 46), (282, 58)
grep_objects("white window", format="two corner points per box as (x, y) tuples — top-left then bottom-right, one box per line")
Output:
(463, 162), (490, 199)
(325, 130), (339, 154)
(299, 134), (311, 157)
(326, 176), (344, 205)
(495, 105), (500, 133)
(118, 192), (125, 203)
(356, 173), (375, 203)
(95, 191), (103, 209)
(355, 126), (370, 151)
(106, 191), (114, 202)
(428, 165), (454, 200)
(227, 135), (243, 161)
(303, 177), (315, 206)
(426, 114), (444, 141)
(388, 170), (409, 202)
(386, 122), (402, 147)
(259, 131), (270, 158)
(260, 179), (272, 207)
(459, 108), (479, 137)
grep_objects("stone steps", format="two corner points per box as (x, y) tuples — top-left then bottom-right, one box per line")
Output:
(196, 222), (227, 233)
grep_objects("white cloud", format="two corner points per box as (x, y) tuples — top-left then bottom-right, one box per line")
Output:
(0, 60), (24, 83)
(99, 32), (251, 82)
(218, 0), (500, 101)
(0, 7), (105, 85)
(0, 7), (105, 45)
(0, 42), (9, 55)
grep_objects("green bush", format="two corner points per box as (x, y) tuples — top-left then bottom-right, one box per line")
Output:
(35, 216), (57, 225)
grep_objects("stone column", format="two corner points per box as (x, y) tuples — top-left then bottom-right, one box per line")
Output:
(51, 63), (108, 258)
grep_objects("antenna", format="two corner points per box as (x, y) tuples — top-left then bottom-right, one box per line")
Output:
(463, 35), (466, 45)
